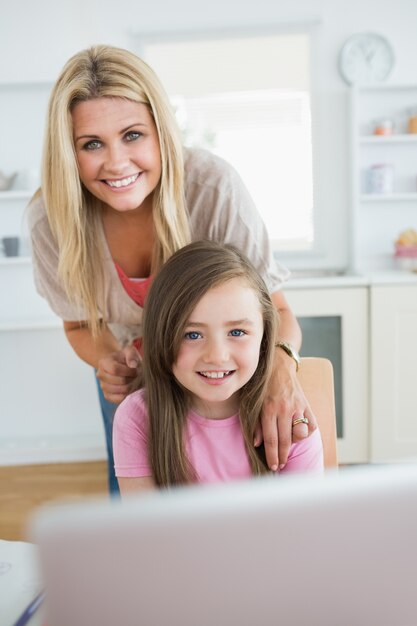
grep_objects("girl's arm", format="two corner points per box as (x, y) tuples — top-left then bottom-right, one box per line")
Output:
(118, 476), (155, 495)
(113, 391), (154, 495)
(256, 291), (318, 472)
(280, 428), (324, 473)
(63, 321), (142, 403)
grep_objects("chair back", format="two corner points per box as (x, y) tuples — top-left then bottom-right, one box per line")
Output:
(298, 357), (338, 468)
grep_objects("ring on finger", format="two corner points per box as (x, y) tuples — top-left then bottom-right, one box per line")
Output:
(292, 416), (309, 427)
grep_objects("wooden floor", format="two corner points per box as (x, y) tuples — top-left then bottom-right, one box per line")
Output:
(0, 461), (108, 541)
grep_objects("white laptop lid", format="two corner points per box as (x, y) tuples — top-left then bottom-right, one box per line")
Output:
(30, 464), (417, 626)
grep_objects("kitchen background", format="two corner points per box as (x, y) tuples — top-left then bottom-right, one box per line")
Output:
(1, 0), (416, 467)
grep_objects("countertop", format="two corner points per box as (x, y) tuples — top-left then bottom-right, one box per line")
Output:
(284, 269), (417, 289)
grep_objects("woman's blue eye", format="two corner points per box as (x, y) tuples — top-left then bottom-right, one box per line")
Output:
(229, 329), (245, 337)
(184, 331), (201, 340)
(125, 131), (141, 142)
(83, 140), (102, 151)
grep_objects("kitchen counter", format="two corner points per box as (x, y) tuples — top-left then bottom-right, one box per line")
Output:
(284, 269), (417, 289)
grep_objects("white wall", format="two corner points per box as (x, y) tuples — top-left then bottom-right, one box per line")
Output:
(2, 0), (417, 268)
(1, 0), (417, 463)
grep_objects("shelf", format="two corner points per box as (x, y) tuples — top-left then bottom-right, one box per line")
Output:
(0, 256), (31, 265)
(360, 193), (417, 202)
(0, 317), (62, 332)
(0, 190), (34, 200)
(360, 134), (417, 144)
(0, 79), (53, 89)
(356, 84), (417, 93)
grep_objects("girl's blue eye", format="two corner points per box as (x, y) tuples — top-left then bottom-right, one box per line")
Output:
(229, 329), (245, 337)
(184, 331), (202, 341)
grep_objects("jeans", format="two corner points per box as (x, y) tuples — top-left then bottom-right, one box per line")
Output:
(95, 375), (120, 496)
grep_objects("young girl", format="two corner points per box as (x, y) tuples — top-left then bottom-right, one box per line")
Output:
(113, 241), (323, 493)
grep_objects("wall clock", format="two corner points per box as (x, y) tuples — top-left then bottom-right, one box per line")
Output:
(338, 32), (395, 85)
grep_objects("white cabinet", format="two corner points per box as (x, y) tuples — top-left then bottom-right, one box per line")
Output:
(0, 252), (106, 464)
(0, 235), (106, 465)
(370, 284), (417, 462)
(349, 85), (417, 273)
(285, 286), (369, 464)
(0, 325), (105, 465)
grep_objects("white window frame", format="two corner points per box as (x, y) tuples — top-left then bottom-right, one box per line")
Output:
(131, 21), (340, 272)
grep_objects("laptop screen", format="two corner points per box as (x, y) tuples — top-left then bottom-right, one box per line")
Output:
(31, 463), (417, 626)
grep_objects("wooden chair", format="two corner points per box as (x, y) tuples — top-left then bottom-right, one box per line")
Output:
(297, 357), (338, 468)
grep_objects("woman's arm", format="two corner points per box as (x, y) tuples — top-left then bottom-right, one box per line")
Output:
(256, 291), (317, 471)
(63, 321), (142, 403)
(30, 197), (142, 404)
(184, 151), (316, 468)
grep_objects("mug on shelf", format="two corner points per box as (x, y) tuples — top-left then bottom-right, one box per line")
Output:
(373, 118), (394, 136)
(408, 116), (417, 134)
(0, 236), (20, 257)
(0, 171), (17, 191)
(367, 164), (394, 194)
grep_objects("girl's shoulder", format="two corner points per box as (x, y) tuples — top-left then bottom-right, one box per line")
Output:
(283, 428), (324, 473)
(114, 389), (149, 436)
(117, 388), (147, 417)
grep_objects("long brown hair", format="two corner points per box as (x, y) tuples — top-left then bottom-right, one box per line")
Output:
(142, 240), (278, 487)
(38, 44), (190, 336)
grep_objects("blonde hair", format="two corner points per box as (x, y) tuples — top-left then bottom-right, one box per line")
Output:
(142, 240), (278, 487)
(41, 44), (190, 334)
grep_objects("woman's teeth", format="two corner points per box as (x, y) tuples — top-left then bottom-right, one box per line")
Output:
(106, 173), (139, 188)
(200, 371), (231, 379)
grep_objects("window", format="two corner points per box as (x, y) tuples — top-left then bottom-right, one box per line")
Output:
(141, 31), (314, 253)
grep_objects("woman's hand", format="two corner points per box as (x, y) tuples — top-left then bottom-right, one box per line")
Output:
(254, 290), (317, 471)
(96, 345), (143, 404)
(255, 350), (317, 471)
(63, 321), (142, 404)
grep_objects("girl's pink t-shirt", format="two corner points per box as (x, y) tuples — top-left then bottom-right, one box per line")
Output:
(113, 390), (324, 483)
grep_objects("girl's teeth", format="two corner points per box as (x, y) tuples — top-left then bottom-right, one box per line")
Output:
(106, 174), (138, 188)
(200, 371), (230, 379)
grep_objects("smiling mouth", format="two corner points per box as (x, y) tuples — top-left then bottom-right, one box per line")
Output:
(104, 173), (140, 188)
(198, 371), (234, 379)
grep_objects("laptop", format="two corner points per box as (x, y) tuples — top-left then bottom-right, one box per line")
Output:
(30, 463), (417, 626)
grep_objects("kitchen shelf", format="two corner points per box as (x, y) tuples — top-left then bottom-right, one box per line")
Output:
(360, 134), (417, 144)
(0, 79), (53, 88)
(360, 193), (417, 202)
(0, 256), (31, 265)
(0, 317), (61, 332)
(349, 84), (417, 274)
(358, 83), (417, 92)
(0, 190), (34, 200)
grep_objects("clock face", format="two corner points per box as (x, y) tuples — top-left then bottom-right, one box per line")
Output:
(338, 33), (395, 85)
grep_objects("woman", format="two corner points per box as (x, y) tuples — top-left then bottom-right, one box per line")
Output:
(28, 44), (316, 494)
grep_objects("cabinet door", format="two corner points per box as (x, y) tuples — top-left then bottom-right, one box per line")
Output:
(285, 287), (369, 464)
(370, 285), (417, 462)
(0, 325), (105, 464)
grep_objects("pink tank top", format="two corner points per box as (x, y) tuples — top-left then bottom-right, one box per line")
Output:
(114, 262), (153, 352)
